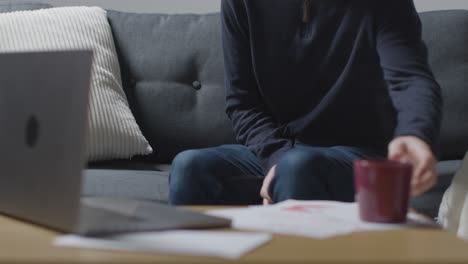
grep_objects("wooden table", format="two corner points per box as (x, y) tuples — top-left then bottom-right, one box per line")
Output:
(1, 208), (468, 264)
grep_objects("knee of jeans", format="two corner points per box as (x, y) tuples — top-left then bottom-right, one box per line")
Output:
(275, 149), (330, 183)
(271, 150), (334, 202)
(170, 150), (206, 184)
(169, 150), (208, 205)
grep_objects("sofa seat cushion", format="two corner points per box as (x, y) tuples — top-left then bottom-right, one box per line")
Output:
(82, 169), (170, 203)
(410, 160), (462, 218)
(84, 160), (459, 214)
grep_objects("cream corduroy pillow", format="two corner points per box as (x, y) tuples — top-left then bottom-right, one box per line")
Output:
(438, 152), (468, 239)
(0, 6), (153, 161)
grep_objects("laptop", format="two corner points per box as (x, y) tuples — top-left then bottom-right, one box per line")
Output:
(0, 51), (230, 236)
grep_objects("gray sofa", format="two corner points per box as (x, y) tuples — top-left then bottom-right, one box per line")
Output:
(1, 3), (468, 218)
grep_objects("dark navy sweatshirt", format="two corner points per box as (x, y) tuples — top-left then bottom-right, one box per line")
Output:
(221, 0), (442, 172)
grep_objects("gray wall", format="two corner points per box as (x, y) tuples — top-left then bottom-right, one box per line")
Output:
(8, 0), (468, 13)
(415, 0), (468, 12)
(16, 0), (220, 13)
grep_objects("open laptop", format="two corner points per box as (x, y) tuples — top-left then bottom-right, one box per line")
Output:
(0, 51), (230, 236)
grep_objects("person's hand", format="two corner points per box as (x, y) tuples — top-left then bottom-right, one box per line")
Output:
(388, 136), (437, 196)
(260, 165), (276, 205)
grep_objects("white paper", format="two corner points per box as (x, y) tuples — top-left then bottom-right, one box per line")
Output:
(207, 200), (439, 239)
(54, 230), (271, 259)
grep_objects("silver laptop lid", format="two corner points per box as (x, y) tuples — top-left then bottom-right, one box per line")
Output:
(0, 51), (93, 232)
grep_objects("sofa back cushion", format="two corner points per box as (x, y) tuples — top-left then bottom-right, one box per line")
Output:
(107, 11), (236, 163)
(5, 5), (466, 162)
(108, 9), (468, 163)
(420, 10), (468, 160)
(109, 9), (468, 163)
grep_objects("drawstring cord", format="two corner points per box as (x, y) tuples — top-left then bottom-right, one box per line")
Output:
(303, 0), (312, 23)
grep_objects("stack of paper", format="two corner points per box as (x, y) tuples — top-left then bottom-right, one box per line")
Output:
(55, 200), (439, 258)
(207, 200), (439, 239)
(55, 230), (271, 259)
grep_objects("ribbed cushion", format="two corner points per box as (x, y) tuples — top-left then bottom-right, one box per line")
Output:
(410, 159), (461, 218)
(0, 7), (153, 161)
(438, 152), (468, 237)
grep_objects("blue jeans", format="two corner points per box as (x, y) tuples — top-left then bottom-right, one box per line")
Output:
(168, 144), (384, 205)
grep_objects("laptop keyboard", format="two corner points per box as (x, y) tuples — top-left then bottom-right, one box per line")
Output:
(76, 198), (230, 237)
(77, 205), (149, 236)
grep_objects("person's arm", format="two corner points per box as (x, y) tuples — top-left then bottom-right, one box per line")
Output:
(376, 0), (443, 195)
(376, 0), (442, 153)
(221, 0), (293, 172)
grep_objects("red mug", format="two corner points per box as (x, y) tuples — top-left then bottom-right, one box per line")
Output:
(353, 159), (413, 223)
